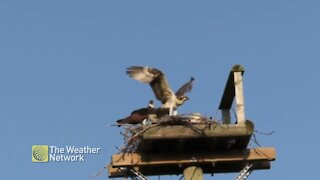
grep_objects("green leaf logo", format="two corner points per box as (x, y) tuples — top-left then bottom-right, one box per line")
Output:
(32, 145), (48, 162)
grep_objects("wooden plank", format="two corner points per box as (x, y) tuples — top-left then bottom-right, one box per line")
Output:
(108, 148), (276, 178)
(218, 64), (244, 110)
(183, 166), (203, 180)
(107, 164), (124, 177)
(108, 160), (272, 177)
(218, 71), (235, 110)
(234, 71), (245, 125)
(142, 121), (254, 140)
(221, 109), (231, 124)
(111, 147), (276, 167)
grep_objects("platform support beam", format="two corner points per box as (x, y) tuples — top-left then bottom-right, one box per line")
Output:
(234, 71), (245, 125)
(221, 109), (231, 124)
(219, 65), (245, 125)
(183, 166), (203, 180)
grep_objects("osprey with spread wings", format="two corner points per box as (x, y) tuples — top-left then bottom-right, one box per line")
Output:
(126, 66), (194, 115)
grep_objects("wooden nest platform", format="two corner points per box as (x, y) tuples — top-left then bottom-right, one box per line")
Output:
(107, 65), (276, 179)
(137, 118), (254, 153)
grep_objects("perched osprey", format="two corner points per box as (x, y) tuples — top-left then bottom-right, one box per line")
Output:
(126, 66), (194, 115)
(116, 100), (155, 125)
(116, 100), (169, 125)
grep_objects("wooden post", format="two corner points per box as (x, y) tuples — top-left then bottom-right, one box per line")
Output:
(234, 71), (245, 125)
(221, 109), (231, 124)
(183, 166), (203, 180)
(219, 65), (245, 125)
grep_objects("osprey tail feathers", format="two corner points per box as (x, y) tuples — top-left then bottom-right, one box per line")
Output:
(116, 116), (132, 125)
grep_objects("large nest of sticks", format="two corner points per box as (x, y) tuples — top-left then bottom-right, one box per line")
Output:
(117, 113), (219, 153)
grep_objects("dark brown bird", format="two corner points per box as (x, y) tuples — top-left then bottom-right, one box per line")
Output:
(116, 100), (155, 125)
(116, 101), (171, 125)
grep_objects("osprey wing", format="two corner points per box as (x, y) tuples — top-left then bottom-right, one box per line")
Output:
(130, 107), (150, 115)
(126, 66), (161, 83)
(126, 66), (173, 104)
(175, 77), (194, 96)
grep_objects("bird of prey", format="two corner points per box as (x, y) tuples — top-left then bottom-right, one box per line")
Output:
(116, 100), (170, 125)
(126, 66), (194, 115)
(116, 100), (155, 125)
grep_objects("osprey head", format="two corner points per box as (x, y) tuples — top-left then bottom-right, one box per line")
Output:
(148, 100), (154, 108)
(176, 96), (189, 106)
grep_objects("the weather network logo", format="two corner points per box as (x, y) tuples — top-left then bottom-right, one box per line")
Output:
(32, 145), (49, 162)
(32, 144), (101, 162)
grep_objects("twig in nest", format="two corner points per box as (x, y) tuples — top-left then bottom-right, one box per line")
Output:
(91, 166), (106, 179)
(120, 132), (130, 139)
(183, 122), (206, 136)
(252, 133), (262, 147)
(130, 124), (158, 140)
(254, 130), (275, 135)
(251, 129), (274, 147)
(116, 124), (158, 161)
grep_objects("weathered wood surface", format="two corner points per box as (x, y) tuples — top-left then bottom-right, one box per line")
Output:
(111, 147), (275, 167)
(234, 71), (246, 125)
(142, 120), (253, 140)
(219, 65), (244, 110)
(221, 109), (231, 124)
(183, 166), (203, 180)
(108, 147), (276, 178)
(108, 161), (272, 178)
(219, 64), (245, 124)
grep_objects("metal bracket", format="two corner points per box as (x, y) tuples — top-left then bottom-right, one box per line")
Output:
(235, 163), (253, 180)
(120, 167), (147, 180)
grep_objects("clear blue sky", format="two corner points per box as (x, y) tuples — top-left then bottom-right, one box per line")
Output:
(1, 1), (319, 179)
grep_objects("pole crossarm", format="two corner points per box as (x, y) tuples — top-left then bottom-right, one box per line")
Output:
(108, 147), (276, 178)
